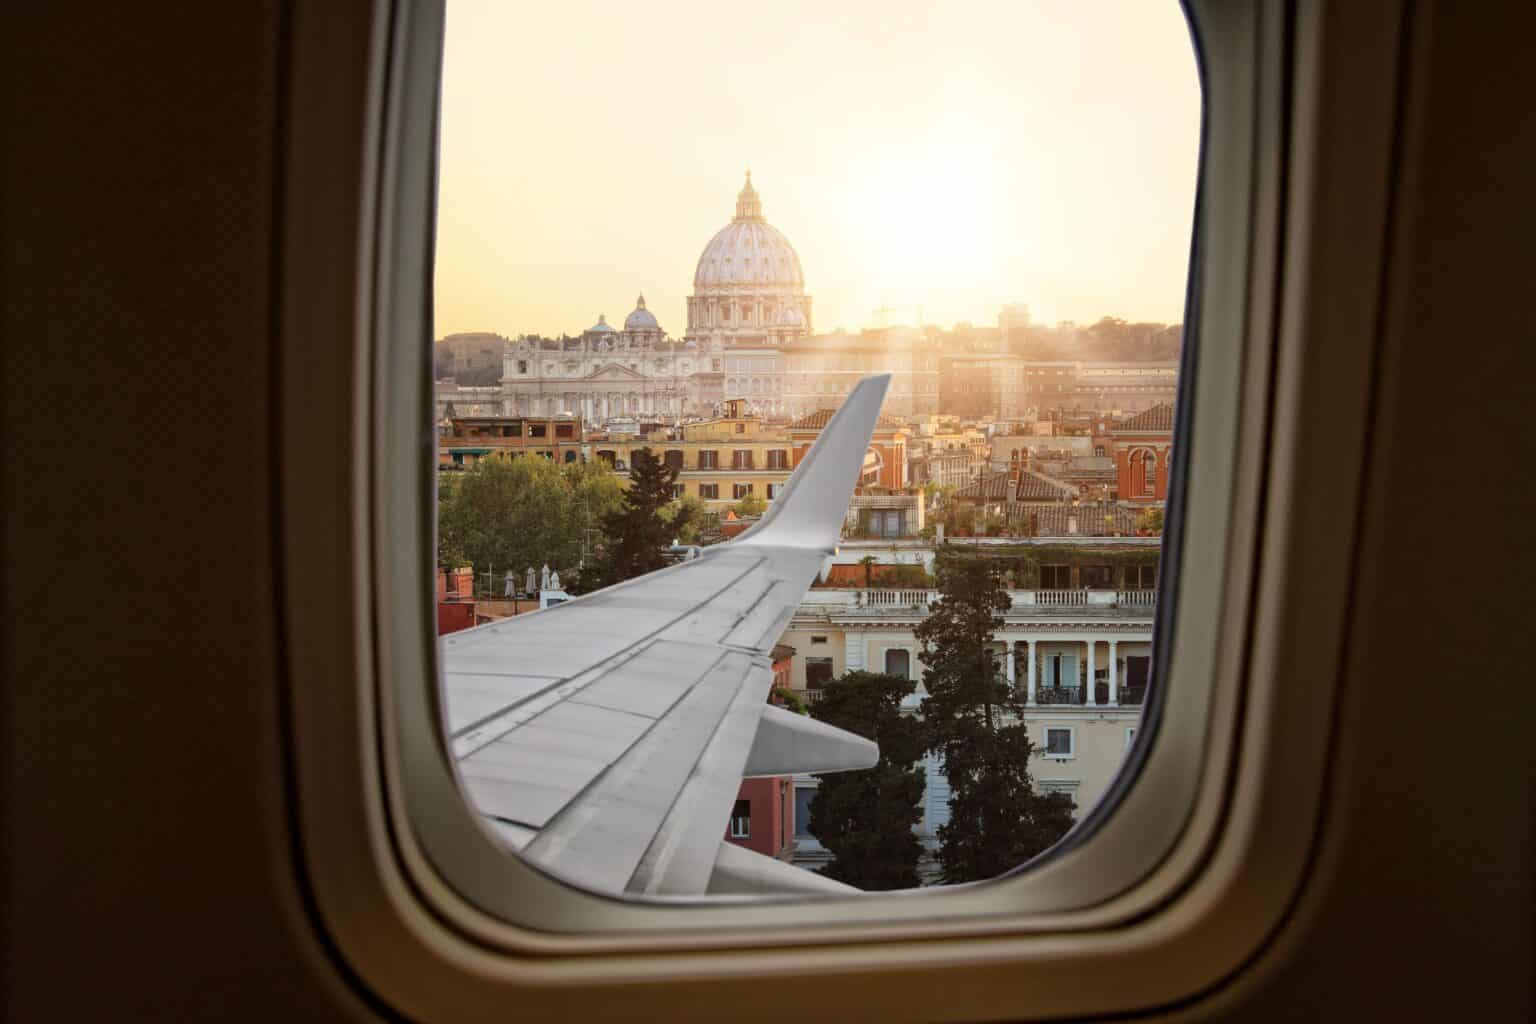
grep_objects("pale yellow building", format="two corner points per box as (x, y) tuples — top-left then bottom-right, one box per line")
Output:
(591, 435), (795, 509)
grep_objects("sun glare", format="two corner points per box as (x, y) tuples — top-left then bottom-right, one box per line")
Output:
(436, 0), (1198, 336)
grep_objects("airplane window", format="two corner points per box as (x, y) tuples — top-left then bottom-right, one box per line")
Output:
(421, 0), (1199, 914)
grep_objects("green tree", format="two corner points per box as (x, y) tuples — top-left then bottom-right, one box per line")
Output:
(733, 492), (768, 518)
(806, 671), (927, 890)
(573, 447), (677, 592)
(770, 686), (809, 715)
(1137, 508), (1165, 535)
(659, 494), (709, 544)
(436, 455), (621, 579)
(915, 554), (1075, 883)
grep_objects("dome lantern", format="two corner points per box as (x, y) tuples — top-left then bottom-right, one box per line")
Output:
(734, 169), (764, 222)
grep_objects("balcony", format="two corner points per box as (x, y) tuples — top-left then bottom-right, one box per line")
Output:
(1035, 685), (1082, 706)
(855, 589), (935, 609)
(818, 588), (1158, 615)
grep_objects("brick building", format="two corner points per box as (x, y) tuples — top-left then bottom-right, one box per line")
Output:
(1112, 403), (1174, 504)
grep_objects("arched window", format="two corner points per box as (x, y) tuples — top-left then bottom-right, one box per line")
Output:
(1143, 451), (1157, 496)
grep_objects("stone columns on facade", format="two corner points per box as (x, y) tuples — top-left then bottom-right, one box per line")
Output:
(1108, 639), (1119, 706)
(1085, 638), (1096, 706)
(1026, 638), (1037, 706)
(1006, 641), (1016, 692)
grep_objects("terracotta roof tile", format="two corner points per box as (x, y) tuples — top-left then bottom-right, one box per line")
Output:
(1114, 402), (1175, 433)
(789, 408), (904, 430)
(1016, 501), (1147, 537)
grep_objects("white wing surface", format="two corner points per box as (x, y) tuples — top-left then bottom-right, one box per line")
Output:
(441, 375), (891, 896)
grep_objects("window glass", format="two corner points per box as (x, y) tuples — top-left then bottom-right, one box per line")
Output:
(793, 786), (816, 838)
(1040, 564), (1072, 589)
(1045, 728), (1073, 757)
(729, 799), (751, 838)
(430, 0), (1196, 901)
(805, 658), (834, 690)
(1080, 564), (1113, 589)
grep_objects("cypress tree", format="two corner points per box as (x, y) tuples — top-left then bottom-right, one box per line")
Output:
(915, 553), (1075, 883)
(572, 447), (677, 592)
(806, 671), (926, 890)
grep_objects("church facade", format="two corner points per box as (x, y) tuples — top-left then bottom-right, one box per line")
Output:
(498, 298), (716, 420)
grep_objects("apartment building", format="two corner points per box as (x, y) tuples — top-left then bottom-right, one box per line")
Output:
(589, 436), (796, 509)
(437, 415), (586, 468)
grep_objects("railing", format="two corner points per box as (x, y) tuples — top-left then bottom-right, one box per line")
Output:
(1035, 685), (1082, 705)
(856, 589), (937, 609)
(1119, 683), (1148, 705)
(810, 588), (1156, 614)
(800, 688), (825, 704)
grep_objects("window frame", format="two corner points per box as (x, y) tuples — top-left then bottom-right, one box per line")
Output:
(803, 657), (834, 691)
(1043, 726), (1075, 760)
(276, 0), (1405, 1017)
(729, 799), (751, 839)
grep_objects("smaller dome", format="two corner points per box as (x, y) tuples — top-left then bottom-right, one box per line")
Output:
(585, 313), (616, 334)
(776, 305), (805, 326)
(624, 294), (660, 331)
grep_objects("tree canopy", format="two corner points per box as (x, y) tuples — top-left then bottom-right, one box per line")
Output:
(916, 553), (1075, 882)
(806, 671), (927, 890)
(436, 455), (621, 581)
(732, 492), (768, 518)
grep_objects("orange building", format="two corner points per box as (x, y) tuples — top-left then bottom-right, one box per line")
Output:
(787, 409), (910, 490)
(438, 415), (586, 469)
(1112, 403), (1174, 504)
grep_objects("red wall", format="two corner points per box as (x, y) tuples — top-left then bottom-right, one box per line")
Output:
(436, 601), (476, 635)
(1115, 439), (1172, 504)
(724, 776), (792, 857)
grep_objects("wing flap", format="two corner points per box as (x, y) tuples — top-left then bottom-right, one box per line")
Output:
(743, 705), (879, 777)
(519, 650), (754, 892)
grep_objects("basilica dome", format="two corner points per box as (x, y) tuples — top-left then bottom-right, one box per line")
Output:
(623, 294), (660, 331)
(693, 173), (805, 290)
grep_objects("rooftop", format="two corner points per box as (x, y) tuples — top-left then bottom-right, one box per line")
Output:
(788, 408), (905, 431)
(1114, 402), (1175, 433)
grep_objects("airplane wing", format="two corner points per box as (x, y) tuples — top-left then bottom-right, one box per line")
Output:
(440, 375), (892, 897)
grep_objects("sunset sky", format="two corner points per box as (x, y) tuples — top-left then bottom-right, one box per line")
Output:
(434, 1), (1200, 339)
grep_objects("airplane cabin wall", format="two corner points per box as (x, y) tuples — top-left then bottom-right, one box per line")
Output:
(2, 2), (375, 1019)
(2, 0), (1531, 1020)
